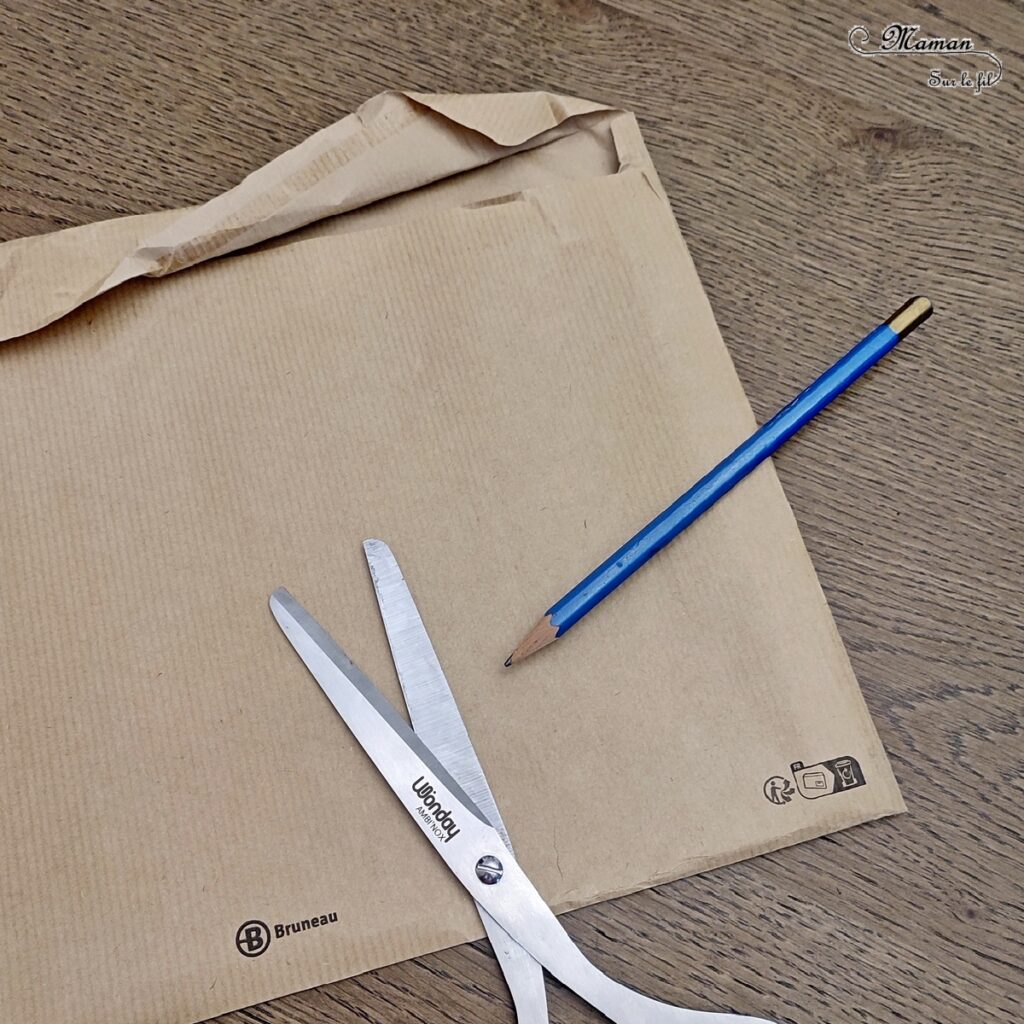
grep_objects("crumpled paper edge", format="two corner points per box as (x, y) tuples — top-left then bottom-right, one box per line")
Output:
(0, 90), (656, 343)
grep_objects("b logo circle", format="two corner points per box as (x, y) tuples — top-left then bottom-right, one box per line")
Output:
(235, 920), (271, 958)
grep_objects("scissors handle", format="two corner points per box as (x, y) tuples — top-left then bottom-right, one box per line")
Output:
(479, 909), (549, 1023)
(472, 837), (777, 1024)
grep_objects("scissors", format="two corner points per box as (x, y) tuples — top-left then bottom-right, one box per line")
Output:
(270, 539), (777, 1024)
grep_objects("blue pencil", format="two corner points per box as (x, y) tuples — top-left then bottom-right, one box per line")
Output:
(506, 296), (933, 664)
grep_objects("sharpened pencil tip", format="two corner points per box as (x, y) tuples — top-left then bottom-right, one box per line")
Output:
(506, 615), (559, 665)
(503, 655), (513, 668)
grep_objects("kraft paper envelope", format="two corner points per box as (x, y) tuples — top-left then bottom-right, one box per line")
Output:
(0, 91), (904, 1024)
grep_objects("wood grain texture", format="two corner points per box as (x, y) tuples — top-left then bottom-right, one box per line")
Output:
(2, 2), (1020, 1022)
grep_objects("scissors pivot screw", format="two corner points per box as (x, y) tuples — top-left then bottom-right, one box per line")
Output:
(475, 855), (504, 885)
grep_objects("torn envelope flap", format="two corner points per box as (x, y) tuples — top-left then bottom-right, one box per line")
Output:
(0, 90), (633, 343)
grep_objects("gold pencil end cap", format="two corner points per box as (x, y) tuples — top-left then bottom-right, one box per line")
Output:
(886, 296), (933, 338)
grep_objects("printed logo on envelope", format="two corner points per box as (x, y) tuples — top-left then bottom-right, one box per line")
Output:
(235, 920), (272, 958)
(763, 755), (867, 804)
(235, 912), (339, 957)
(762, 776), (796, 805)
(790, 756), (866, 799)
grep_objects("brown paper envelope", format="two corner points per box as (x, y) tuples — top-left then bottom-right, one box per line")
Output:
(0, 92), (904, 1024)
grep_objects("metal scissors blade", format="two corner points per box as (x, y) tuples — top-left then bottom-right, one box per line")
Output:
(363, 538), (546, 1021)
(363, 539), (513, 846)
(270, 586), (776, 1024)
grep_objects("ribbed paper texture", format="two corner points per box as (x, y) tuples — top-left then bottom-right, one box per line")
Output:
(0, 93), (903, 1024)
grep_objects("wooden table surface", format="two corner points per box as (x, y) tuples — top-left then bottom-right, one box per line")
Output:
(3, 2), (1020, 1022)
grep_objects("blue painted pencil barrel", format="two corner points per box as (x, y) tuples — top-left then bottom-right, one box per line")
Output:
(547, 302), (929, 638)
